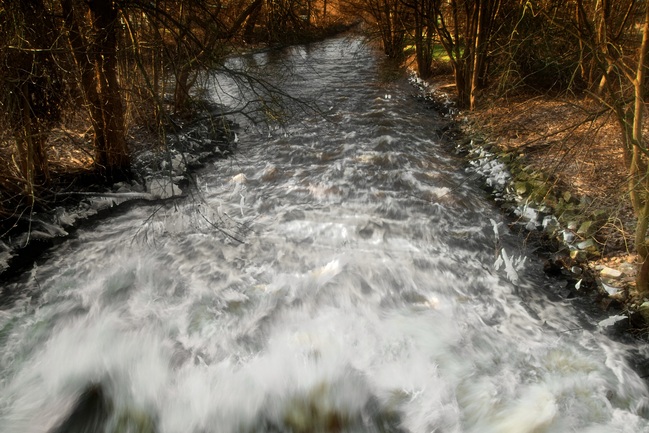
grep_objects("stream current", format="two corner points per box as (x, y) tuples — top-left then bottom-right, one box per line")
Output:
(2, 36), (649, 433)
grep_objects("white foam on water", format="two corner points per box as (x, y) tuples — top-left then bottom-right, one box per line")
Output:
(1, 35), (648, 433)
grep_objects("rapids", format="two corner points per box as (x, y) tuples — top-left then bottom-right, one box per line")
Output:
(1, 36), (648, 433)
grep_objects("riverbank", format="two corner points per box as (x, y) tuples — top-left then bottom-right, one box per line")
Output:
(0, 110), (237, 294)
(412, 73), (648, 337)
(0, 22), (361, 287)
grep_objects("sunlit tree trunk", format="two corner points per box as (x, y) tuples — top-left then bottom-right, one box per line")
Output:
(631, 2), (649, 294)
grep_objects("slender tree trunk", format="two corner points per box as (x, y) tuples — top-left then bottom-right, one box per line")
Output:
(61, 0), (121, 177)
(632, 1), (649, 294)
(454, 60), (469, 108)
(307, 0), (311, 25)
(243, 1), (263, 41)
(229, 0), (264, 38)
(15, 76), (50, 198)
(469, 0), (484, 110)
(413, 0), (433, 79)
(18, 87), (35, 201)
(88, 0), (130, 178)
(152, 25), (162, 131)
(174, 66), (192, 114)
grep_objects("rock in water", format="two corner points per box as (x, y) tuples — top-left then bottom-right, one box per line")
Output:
(51, 384), (110, 433)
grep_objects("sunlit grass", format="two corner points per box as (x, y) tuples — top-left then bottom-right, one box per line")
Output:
(403, 43), (454, 62)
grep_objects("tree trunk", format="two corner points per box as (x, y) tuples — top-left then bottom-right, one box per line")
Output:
(469, 1), (483, 110)
(63, 0), (130, 180)
(62, 0), (103, 140)
(454, 61), (470, 108)
(174, 66), (192, 114)
(413, 0), (433, 79)
(632, 1), (649, 295)
(17, 89), (35, 201)
(18, 82), (50, 192)
(88, 0), (130, 179)
(230, 0), (264, 38)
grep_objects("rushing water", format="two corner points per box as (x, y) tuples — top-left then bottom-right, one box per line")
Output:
(2, 36), (649, 433)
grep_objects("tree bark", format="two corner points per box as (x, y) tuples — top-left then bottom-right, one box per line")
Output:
(632, 1), (649, 294)
(63, 0), (130, 180)
(62, 0), (103, 140)
(412, 0), (434, 79)
(88, 0), (130, 178)
(469, 0), (483, 110)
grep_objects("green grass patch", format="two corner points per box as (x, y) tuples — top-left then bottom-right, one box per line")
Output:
(432, 44), (451, 61)
(403, 43), (457, 62)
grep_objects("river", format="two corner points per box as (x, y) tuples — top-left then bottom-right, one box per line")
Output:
(1, 35), (648, 433)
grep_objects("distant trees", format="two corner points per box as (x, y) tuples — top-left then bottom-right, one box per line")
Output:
(430, 0), (502, 109)
(0, 0), (345, 221)
(351, 0), (649, 293)
(353, 0), (638, 108)
(401, 0), (435, 78)
(1, 1), (65, 203)
(347, 0), (504, 108)
(347, 0), (409, 59)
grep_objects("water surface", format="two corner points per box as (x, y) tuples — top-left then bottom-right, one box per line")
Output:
(1, 36), (648, 433)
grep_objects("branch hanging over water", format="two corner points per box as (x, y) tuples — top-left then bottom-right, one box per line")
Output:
(197, 206), (246, 244)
